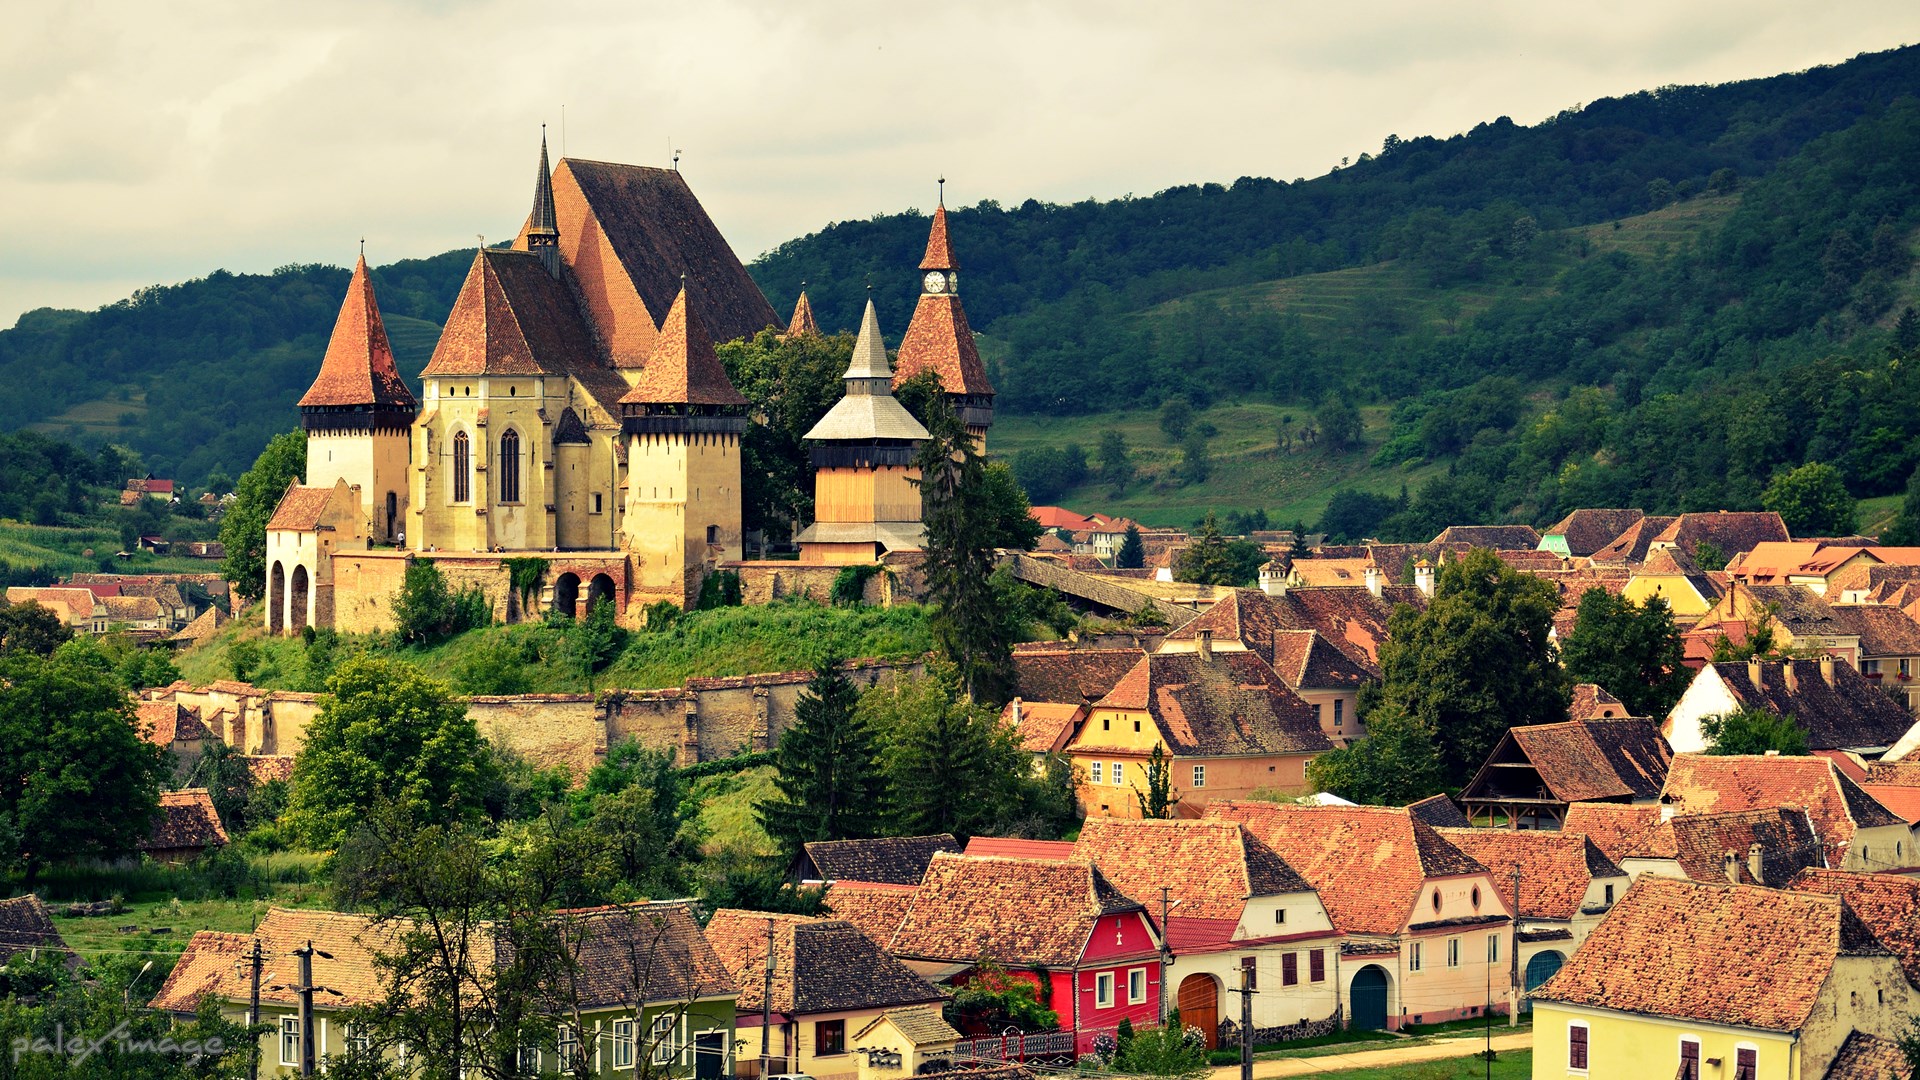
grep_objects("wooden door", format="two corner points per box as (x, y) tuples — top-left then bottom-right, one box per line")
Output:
(1177, 974), (1220, 1049)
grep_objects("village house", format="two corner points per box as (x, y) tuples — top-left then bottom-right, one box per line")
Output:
(138, 789), (228, 864)
(0, 896), (75, 967)
(1660, 754), (1913, 873)
(705, 911), (944, 1080)
(1458, 717), (1670, 829)
(1063, 644), (1332, 818)
(138, 701), (213, 775)
(1787, 868), (1920, 989)
(1614, 807), (1824, 887)
(885, 853), (1162, 1054)
(1002, 698), (1087, 763)
(1620, 545), (1725, 621)
(1537, 509), (1645, 558)
(1434, 828), (1627, 1004)
(1665, 657), (1916, 755)
(1157, 589), (1374, 744)
(1559, 802), (1667, 867)
(1432, 525), (1542, 550)
(1206, 802), (1512, 1030)
(1011, 644), (1146, 709)
(1530, 876), (1913, 1080)
(1588, 514), (1678, 564)
(1646, 511), (1792, 563)
(1724, 541), (1896, 594)
(1070, 818), (1341, 1048)
(799, 835), (958, 886)
(849, 1007), (963, 1080)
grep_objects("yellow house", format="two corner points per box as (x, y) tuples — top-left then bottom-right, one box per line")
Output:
(1064, 642), (1333, 818)
(1531, 875), (1913, 1080)
(1621, 546), (1723, 619)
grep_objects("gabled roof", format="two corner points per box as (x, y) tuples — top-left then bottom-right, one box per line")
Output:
(787, 292), (821, 337)
(151, 931), (250, 1012)
(1567, 683), (1627, 720)
(1826, 603), (1920, 657)
(1406, 794), (1471, 829)
(854, 1005), (961, 1047)
(964, 837), (1075, 860)
(1205, 802), (1487, 935)
(558, 902), (736, 1007)
(619, 284), (748, 407)
(1728, 541), (1870, 585)
(140, 789), (228, 852)
(1668, 808), (1823, 886)
(1561, 802), (1667, 863)
(1661, 754), (1904, 865)
(1543, 509), (1645, 557)
(138, 701), (208, 746)
(821, 881), (918, 946)
(167, 605), (227, 644)
(1071, 818), (1313, 923)
(1006, 700), (1082, 754)
(803, 835), (958, 886)
(1532, 876), (1880, 1032)
(1012, 646), (1144, 705)
(1465, 718), (1670, 805)
(0, 896), (72, 967)
(888, 853), (1145, 967)
(705, 911), (942, 1015)
(1702, 659), (1914, 751)
(1823, 1031), (1907, 1079)
(265, 483), (339, 532)
(1652, 512), (1792, 558)
(1590, 515), (1679, 564)
(1789, 868), (1920, 986)
(1435, 829), (1624, 921)
(299, 255), (418, 411)
(1030, 506), (1096, 532)
(1431, 525), (1541, 550)
(1164, 589), (1373, 691)
(1085, 650), (1332, 757)
(1267, 586), (1422, 673)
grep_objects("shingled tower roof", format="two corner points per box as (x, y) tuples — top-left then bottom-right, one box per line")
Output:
(920, 203), (959, 271)
(619, 282), (749, 407)
(527, 130), (560, 278)
(298, 255), (417, 412)
(803, 299), (929, 442)
(895, 196), (994, 400)
(787, 290), (820, 337)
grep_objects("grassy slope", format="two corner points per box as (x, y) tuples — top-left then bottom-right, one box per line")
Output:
(0, 519), (226, 577)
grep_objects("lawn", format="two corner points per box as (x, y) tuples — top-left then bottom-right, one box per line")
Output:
(1295, 1050), (1531, 1080)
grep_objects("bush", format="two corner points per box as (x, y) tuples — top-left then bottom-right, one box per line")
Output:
(831, 565), (883, 607)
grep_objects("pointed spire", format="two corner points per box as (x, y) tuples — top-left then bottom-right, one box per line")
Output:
(619, 280), (748, 407)
(786, 284), (820, 337)
(529, 127), (561, 278)
(299, 254), (417, 411)
(802, 292), (927, 443)
(844, 293), (893, 382)
(919, 200), (958, 271)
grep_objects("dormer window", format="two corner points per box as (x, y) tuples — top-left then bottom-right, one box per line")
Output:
(1432, 891), (1442, 914)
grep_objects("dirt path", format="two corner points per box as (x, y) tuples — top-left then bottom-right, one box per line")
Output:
(1207, 1030), (1533, 1078)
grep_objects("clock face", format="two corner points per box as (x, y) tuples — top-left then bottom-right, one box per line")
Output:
(923, 271), (947, 294)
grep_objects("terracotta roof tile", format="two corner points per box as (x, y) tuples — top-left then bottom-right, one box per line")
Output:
(1005, 701), (1083, 754)
(137, 702), (208, 746)
(706, 911), (942, 1014)
(1567, 683), (1628, 720)
(243, 755), (297, 785)
(786, 292), (821, 337)
(821, 881), (918, 946)
(1543, 509), (1646, 557)
(1012, 647), (1143, 705)
(1406, 794), (1471, 828)
(1591, 515), (1678, 564)
(1705, 659), (1914, 751)
(888, 853), (1144, 967)
(1828, 603), (1920, 657)
(1166, 590), (1374, 691)
(962, 838), (1075, 860)
(553, 902), (735, 1007)
(167, 606), (227, 644)
(1789, 869), (1920, 986)
(265, 484), (337, 532)
(1652, 512), (1792, 558)
(920, 204), (959, 271)
(1206, 803), (1485, 935)
(551, 406), (592, 445)
(103, 595), (161, 621)
(1431, 525), (1541, 549)
(1561, 803), (1666, 863)
(299, 256), (418, 411)
(1532, 876), (1873, 1030)
(140, 789), (228, 853)
(0, 896), (71, 967)
(803, 835), (958, 886)
(1661, 754), (1902, 865)
(1823, 1030), (1907, 1079)
(854, 1005), (960, 1046)
(620, 285), (748, 407)
(1434, 829), (1623, 920)
(894, 295), (994, 398)
(1503, 719), (1672, 803)
(150, 930), (251, 1013)
(1072, 818), (1312, 924)
(1667, 808), (1822, 885)
(1087, 650), (1332, 756)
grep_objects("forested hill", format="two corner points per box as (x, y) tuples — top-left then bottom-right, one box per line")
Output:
(3, 42), (1919, 508)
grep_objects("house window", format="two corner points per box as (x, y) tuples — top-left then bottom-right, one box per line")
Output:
(499, 429), (521, 503)
(613, 1019), (635, 1068)
(1865, 659), (1882, 675)
(1735, 1046), (1757, 1080)
(1446, 937), (1460, 968)
(557, 1025), (580, 1070)
(1192, 765), (1207, 788)
(817, 1019), (846, 1056)
(1679, 1037), (1700, 1080)
(1281, 952), (1298, 986)
(1905, 658), (1913, 678)
(1568, 1023), (1589, 1070)
(1095, 972), (1116, 1008)
(1333, 699), (1344, 727)
(1409, 942), (1422, 972)
(1487, 934), (1499, 963)
(1103, 717), (1111, 731)
(1309, 949), (1325, 982)
(1091, 762), (1104, 784)
(593, 492), (604, 514)
(1275, 908), (1286, 925)
(1112, 762), (1125, 786)
(452, 430), (471, 503)
(1128, 968), (1148, 1004)
(518, 1046), (541, 1073)
(347, 1026), (372, 1056)
(1604, 883), (1615, 906)
(652, 1014), (676, 1065)
(280, 1017), (300, 1067)
(707, 524), (719, 545)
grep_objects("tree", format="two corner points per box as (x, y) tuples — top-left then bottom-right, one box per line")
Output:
(1701, 706), (1809, 756)
(0, 650), (169, 882)
(915, 397), (1017, 701)
(1306, 695), (1445, 805)
(1116, 525), (1145, 569)
(1097, 429), (1134, 491)
(219, 430), (306, 604)
(980, 460), (1045, 551)
(392, 559), (490, 645)
(0, 599), (71, 658)
(284, 656), (498, 848)
(870, 673), (1031, 841)
(719, 328), (857, 541)
(1113, 1023), (1209, 1079)
(1762, 462), (1855, 537)
(1375, 548), (1569, 787)
(1173, 514), (1265, 586)
(946, 957), (1059, 1033)
(186, 741), (257, 833)
(1317, 489), (1400, 543)
(1316, 394), (1363, 452)
(575, 740), (691, 901)
(1132, 743), (1179, 819)
(755, 656), (889, 855)
(1178, 430), (1211, 485)
(1159, 396), (1194, 442)
(1894, 307), (1920, 357)
(1559, 589), (1690, 718)
(1880, 464), (1920, 546)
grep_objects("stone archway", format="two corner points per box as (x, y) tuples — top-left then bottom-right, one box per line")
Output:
(585, 573), (616, 616)
(1351, 965), (1391, 1031)
(1177, 974), (1221, 1049)
(289, 565), (311, 632)
(268, 561), (286, 634)
(552, 573), (581, 619)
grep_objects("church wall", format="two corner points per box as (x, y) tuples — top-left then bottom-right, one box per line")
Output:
(623, 430), (742, 610)
(554, 442), (591, 548)
(465, 694), (603, 776)
(731, 553), (926, 604)
(328, 551), (410, 634)
(306, 429), (411, 544)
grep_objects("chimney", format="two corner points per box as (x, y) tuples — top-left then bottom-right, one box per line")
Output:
(1011, 697), (1022, 726)
(1364, 566), (1382, 598)
(1783, 661), (1798, 694)
(1748, 842), (1765, 886)
(1198, 627), (1214, 660)
(1748, 657), (1763, 690)
(1819, 654), (1836, 687)
(1414, 560), (1435, 598)
(1723, 851), (1739, 884)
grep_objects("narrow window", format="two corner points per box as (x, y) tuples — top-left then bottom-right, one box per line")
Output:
(1240, 956), (1257, 990)
(1091, 762), (1104, 785)
(1103, 717), (1111, 731)
(1333, 699), (1344, 727)
(385, 491), (397, 540)
(1487, 933), (1499, 963)
(1679, 1038), (1700, 1080)
(281, 1018), (300, 1067)
(1447, 937), (1460, 968)
(651, 1014), (676, 1065)
(1568, 1023), (1588, 1070)
(1734, 1046), (1757, 1080)
(706, 524), (719, 544)
(1112, 761), (1125, 786)
(1281, 952), (1298, 986)
(557, 1025), (581, 1071)
(612, 1019), (635, 1068)
(816, 1019), (846, 1055)
(1192, 765), (1207, 788)
(1095, 972), (1115, 1008)
(452, 430), (471, 503)
(1128, 968), (1147, 1004)
(1604, 883), (1615, 906)
(499, 429), (521, 503)
(1133, 719), (1141, 732)
(1409, 942), (1422, 972)
(593, 492), (604, 514)
(1309, 949), (1325, 982)
(1275, 908), (1286, 925)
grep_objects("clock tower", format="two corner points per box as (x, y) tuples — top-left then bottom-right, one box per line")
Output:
(894, 181), (995, 449)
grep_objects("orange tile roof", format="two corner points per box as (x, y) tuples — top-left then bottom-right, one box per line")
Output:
(1502, 718), (1671, 803)
(619, 284), (748, 406)
(920, 204), (958, 271)
(963, 838), (1076, 860)
(1860, 784), (1920, 825)
(1661, 754), (1903, 865)
(1561, 802), (1666, 863)
(1072, 818), (1311, 923)
(1435, 829), (1622, 921)
(1590, 515), (1679, 563)
(705, 911), (941, 1014)
(1431, 525), (1542, 549)
(803, 835), (957, 886)
(1667, 808), (1822, 885)
(421, 250), (553, 377)
(1086, 650), (1332, 757)
(1005, 701), (1083, 754)
(1823, 1030), (1907, 1078)
(1012, 647), (1143, 705)
(150, 931), (252, 1013)
(1788, 868), (1920, 985)
(786, 291), (820, 337)
(821, 881), (918, 946)
(1029, 506), (1095, 531)
(1206, 802), (1485, 935)
(265, 484), (337, 533)
(1532, 876), (1878, 1031)
(1651, 512), (1791, 558)
(894, 294), (994, 398)
(140, 789), (229, 853)
(888, 853), (1144, 967)
(137, 702), (208, 746)
(1543, 509), (1645, 557)
(298, 255), (417, 411)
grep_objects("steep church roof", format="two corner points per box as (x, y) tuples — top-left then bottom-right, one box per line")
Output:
(894, 204), (994, 398)
(619, 284), (748, 407)
(299, 255), (417, 410)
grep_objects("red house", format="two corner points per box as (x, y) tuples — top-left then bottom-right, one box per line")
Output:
(888, 852), (1162, 1054)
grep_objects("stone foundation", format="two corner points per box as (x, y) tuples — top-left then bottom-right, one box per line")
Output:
(1218, 1006), (1342, 1045)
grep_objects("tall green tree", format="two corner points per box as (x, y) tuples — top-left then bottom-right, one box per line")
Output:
(755, 657), (889, 855)
(1701, 706), (1809, 756)
(219, 430), (306, 604)
(980, 460), (1045, 551)
(1879, 464), (1920, 545)
(718, 328), (857, 541)
(914, 397), (1016, 701)
(1173, 513), (1265, 586)
(1559, 589), (1690, 718)
(1116, 525), (1145, 569)
(1316, 394), (1363, 451)
(1096, 429), (1134, 491)
(1132, 743), (1179, 819)
(869, 674), (1029, 840)
(1762, 461), (1856, 536)
(285, 656), (499, 848)
(1159, 396), (1194, 442)
(0, 599), (71, 658)
(1305, 694), (1446, 805)
(1376, 547), (1570, 787)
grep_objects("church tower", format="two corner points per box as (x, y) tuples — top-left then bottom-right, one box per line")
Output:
(619, 281), (749, 609)
(785, 287), (820, 337)
(527, 128), (561, 279)
(797, 295), (929, 564)
(894, 186), (995, 448)
(298, 252), (418, 543)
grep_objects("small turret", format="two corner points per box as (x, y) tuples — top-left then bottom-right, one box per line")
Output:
(528, 128), (561, 279)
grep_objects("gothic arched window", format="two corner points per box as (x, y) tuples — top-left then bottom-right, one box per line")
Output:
(452, 430), (471, 503)
(499, 429), (521, 503)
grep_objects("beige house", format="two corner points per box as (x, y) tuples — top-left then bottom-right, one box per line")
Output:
(1434, 828), (1627, 1004)
(1660, 753), (1915, 873)
(852, 1007), (961, 1080)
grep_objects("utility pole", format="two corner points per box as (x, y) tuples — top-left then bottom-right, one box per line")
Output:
(269, 940), (336, 1078)
(246, 939), (264, 1080)
(1226, 961), (1255, 1080)
(1509, 867), (1522, 1025)
(1158, 887), (1173, 1026)
(760, 918), (776, 1079)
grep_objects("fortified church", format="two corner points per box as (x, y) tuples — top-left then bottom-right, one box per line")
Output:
(264, 137), (992, 633)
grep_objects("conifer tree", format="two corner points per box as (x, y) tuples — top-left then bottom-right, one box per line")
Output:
(913, 397), (1013, 702)
(1116, 525), (1145, 569)
(755, 656), (888, 855)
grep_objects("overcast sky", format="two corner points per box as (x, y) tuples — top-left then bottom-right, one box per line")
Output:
(5, 1), (1920, 329)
